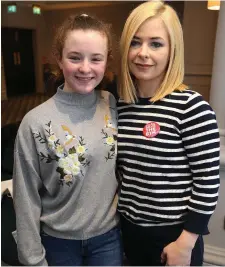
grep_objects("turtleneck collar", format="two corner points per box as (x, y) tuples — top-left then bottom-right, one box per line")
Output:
(53, 84), (97, 108)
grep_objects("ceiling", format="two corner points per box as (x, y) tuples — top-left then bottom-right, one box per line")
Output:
(1, 1), (138, 11)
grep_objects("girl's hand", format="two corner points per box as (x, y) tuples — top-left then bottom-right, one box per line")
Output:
(161, 230), (198, 266)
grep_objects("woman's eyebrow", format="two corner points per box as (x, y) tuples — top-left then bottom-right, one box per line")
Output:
(133, 35), (163, 40)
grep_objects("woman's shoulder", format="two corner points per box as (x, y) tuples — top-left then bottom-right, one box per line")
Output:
(167, 89), (205, 103)
(168, 89), (214, 116)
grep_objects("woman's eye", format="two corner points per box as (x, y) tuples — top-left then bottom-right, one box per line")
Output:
(130, 40), (140, 47)
(151, 42), (163, 48)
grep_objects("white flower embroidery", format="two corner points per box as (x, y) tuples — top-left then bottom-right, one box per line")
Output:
(71, 165), (80, 176)
(48, 143), (54, 150)
(58, 157), (70, 169)
(34, 121), (90, 186)
(55, 145), (65, 158)
(68, 153), (78, 162)
(58, 153), (81, 176)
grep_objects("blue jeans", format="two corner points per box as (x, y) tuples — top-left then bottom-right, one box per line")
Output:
(41, 226), (123, 266)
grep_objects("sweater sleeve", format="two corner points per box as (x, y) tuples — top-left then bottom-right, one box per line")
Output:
(13, 117), (48, 266)
(180, 92), (220, 235)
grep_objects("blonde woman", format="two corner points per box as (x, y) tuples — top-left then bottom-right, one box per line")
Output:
(117, 1), (220, 266)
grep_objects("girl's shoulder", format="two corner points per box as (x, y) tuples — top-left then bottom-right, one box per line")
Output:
(97, 90), (117, 108)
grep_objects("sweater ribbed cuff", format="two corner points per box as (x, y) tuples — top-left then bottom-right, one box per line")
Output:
(184, 210), (210, 235)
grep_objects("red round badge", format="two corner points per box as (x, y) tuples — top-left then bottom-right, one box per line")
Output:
(143, 122), (160, 138)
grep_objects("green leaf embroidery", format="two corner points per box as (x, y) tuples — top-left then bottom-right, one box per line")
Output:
(79, 136), (86, 146)
(33, 132), (47, 143)
(56, 167), (64, 176)
(101, 129), (108, 138)
(113, 135), (117, 141)
(46, 121), (51, 128)
(78, 154), (85, 162)
(69, 146), (76, 154)
(38, 152), (58, 163)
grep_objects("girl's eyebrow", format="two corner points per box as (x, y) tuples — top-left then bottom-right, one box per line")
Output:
(92, 53), (104, 57)
(68, 51), (80, 55)
(68, 52), (104, 57)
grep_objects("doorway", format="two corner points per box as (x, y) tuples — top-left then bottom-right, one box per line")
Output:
(2, 27), (36, 97)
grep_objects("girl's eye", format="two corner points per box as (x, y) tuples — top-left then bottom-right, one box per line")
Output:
(151, 42), (163, 49)
(92, 58), (102, 62)
(130, 40), (140, 47)
(70, 57), (80, 61)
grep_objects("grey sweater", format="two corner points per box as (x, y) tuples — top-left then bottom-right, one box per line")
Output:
(13, 87), (119, 266)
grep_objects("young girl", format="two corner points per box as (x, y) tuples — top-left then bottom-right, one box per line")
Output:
(13, 14), (122, 266)
(117, 1), (220, 266)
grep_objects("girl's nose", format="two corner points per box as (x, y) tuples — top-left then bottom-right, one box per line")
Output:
(79, 59), (91, 73)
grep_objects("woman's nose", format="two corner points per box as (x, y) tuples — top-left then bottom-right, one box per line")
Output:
(138, 44), (150, 59)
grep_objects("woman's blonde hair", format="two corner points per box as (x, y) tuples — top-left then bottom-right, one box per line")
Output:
(119, 1), (187, 103)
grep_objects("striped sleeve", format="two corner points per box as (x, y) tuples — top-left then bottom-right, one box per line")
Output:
(180, 93), (220, 234)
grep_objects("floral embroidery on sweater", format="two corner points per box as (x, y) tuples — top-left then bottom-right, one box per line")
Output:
(102, 115), (117, 161)
(33, 121), (90, 186)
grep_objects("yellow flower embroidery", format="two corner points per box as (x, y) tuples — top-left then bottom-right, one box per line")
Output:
(48, 134), (57, 142)
(106, 136), (114, 145)
(77, 145), (85, 154)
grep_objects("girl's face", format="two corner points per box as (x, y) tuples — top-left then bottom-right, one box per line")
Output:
(128, 17), (170, 89)
(59, 29), (108, 94)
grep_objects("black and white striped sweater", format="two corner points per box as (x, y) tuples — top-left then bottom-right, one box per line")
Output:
(117, 89), (220, 234)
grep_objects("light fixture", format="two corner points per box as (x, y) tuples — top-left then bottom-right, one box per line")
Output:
(33, 4), (41, 15)
(7, 3), (17, 13)
(207, 0), (220, 10)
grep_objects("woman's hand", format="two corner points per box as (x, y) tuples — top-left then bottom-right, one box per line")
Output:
(161, 240), (192, 266)
(161, 230), (198, 266)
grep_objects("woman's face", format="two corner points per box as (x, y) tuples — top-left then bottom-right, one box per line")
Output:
(58, 29), (108, 94)
(128, 17), (170, 88)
